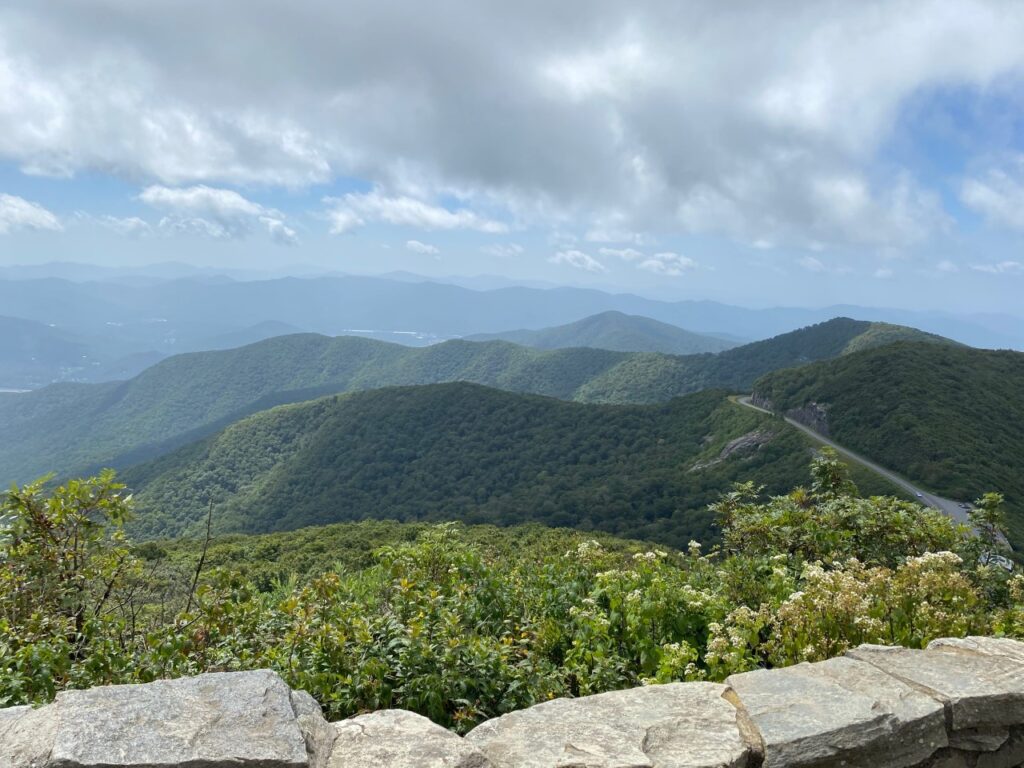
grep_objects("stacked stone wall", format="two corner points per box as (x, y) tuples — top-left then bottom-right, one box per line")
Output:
(4, 636), (1024, 767)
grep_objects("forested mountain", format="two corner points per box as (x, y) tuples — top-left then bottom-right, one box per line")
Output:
(123, 384), (899, 546)
(0, 317), (951, 484)
(466, 311), (738, 354)
(572, 318), (952, 402)
(0, 315), (164, 389)
(753, 341), (1024, 546)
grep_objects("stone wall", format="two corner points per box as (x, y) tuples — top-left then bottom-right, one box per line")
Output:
(4, 636), (1024, 767)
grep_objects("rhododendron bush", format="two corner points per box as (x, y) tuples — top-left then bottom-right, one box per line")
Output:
(1, 450), (1017, 731)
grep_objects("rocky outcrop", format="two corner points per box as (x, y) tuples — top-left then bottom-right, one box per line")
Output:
(6, 637), (1024, 768)
(690, 429), (774, 472)
(749, 393), (831, 437)
(784, 401), (831, 437)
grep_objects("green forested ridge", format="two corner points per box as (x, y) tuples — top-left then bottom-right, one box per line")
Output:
(753, 341), (1024, 546)
(2, 461), (1016, 730)
(0, 317), (947, 484)
(124, 383), (900, 544)
(465, 310), (738, 354)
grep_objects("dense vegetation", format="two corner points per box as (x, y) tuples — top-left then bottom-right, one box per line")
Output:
(122, 384), (901, 543)
(466, 310), (738, 354)
(1, 457), (1014, 731)
(753, 342), (1024, 548)
(0, 318), (945, 484)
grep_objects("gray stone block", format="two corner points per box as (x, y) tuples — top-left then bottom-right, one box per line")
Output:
(465, 682), (752, 768)
(727, 655), (947, 768)
(291, 690), (338, 768)
(0, 703), (58, 768)
(848, 643), (1024, 731)
(48, 669), (309, 768)
(329, 710), (489, 768)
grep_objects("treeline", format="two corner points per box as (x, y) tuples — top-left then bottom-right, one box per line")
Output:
(124, 385), (900, 546)
(0, 317), (944, 484)
(753, 342), (1024, 547)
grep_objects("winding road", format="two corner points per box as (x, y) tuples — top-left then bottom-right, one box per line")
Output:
(735, 396), (973, 525)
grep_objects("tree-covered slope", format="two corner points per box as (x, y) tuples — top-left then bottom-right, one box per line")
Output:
(465, 310), (738, 354)
(752, 341), (1024, 546)
(0, 317), (950, 484)
(124, 383), (900, 547)
(574, 317), (953, 401)
(0, 336), (630, 483)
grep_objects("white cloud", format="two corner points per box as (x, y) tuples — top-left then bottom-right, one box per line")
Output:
(598, 247), (643, 261)
(482, 243), (524, 258)
(0, 193), (61, 234)
(98, 215), (152, 238)
(638, 251), (697, 276)
(406, 239), (439, 255)
(961, 157), (1024, 231)
(798, 255), (827, 272)
(874, 267), (894, 279)
(139, 185), (298, 245)
(325, 208), (364, 236)
(936, 259), (960, 273)
(971, 261), (1023, 274)
(324, 191), (506, 234)
(4, 2), (1024, 247)
(549, 249), (607, 273)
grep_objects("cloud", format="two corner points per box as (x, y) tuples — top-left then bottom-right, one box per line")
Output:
(549, 249), (607, 273)
(598, 247), (643, 261)
(874, 267), (893, 279)
(98, 215), (152, 238)
(4, 2), (1024, 247)
(961, 157), (1024, 231)
(0, 193), (61, 234)
(139, 185), (298, 244)
(936, 259), (960, 273)
(798, 255), (827, 273)
(324, 191), (506, 234)
(637, 251), (697, 276)
(971, 261), (1023, 274)
(482, 243), (523, 258)
(406, 239), (439, 255)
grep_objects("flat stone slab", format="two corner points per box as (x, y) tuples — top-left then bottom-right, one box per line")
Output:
(929, 636), (1024, 666)
(465, 682), (751, 768)
(848, 644), (1024, 732)
(329, 710), (490, 768)
(0, 703), (58, 768)
(727, 656), (946, 768)
(48, 669), (310, 768)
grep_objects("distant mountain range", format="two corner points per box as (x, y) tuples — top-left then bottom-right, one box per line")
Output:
(0, 317), (949, 484)
(0, 315), (166, 389)
(466, 311), (739, 354)
(0, 273), (1019, 359)
(753, 341), (1024, 548)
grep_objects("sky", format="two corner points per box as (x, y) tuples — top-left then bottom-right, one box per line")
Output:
(2, 1), (1024, 311)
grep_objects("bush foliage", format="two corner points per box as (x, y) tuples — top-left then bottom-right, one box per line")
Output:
(1, 453), (1014, 732)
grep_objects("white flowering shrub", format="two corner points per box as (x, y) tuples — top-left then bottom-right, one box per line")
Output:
(1, 455), (1015, 731)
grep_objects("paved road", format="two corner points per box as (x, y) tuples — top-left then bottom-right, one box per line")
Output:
(735, 396), (973, 525)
